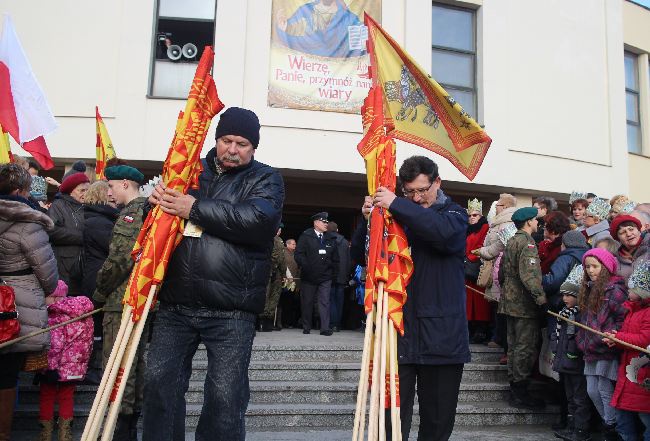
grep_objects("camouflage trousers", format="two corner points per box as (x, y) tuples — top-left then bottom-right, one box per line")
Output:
(102, 311), (149, 415)
(261, 276), (283, 320)
(506, 316), (539, 383)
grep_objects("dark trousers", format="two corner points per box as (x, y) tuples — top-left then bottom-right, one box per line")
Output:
(387, 363), (464, 441)
(142, 305), (255, 441)
(329, 283), (345, 328)
(562, 373), (591, 430)
(279, 288), (300, 327)
(300, 280), (331, 332)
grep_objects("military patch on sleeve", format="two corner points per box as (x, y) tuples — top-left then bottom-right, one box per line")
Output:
(123, 215), (134, 223)
(527, 244), (536, 249)
(529, 258), (537, 265)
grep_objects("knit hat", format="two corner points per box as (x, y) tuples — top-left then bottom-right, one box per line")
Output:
(62, 160), (87, 180)
(560, 264), (583, 296)
(498, 223), (517, 246)
(562, 230), (588, 249)
(214, 107), (260, 148)
(29, 175), (47, 201)
(512, 207), (538, 223)
(59, 172), (90, 194)
(628, 259), (650, 299)
(585, 197), (610, 221)
(49, 280), (68, 298)
(582, 248), (617, 275)
(610, 214), (642, 238)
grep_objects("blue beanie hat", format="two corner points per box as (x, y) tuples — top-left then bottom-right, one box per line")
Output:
(214, 107), (260, 148)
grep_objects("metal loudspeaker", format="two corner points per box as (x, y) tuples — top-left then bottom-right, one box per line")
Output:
(182, 43), (198, 60)
(166, 45), (182, 61)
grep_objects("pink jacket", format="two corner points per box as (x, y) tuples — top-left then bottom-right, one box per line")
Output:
(46, 296), (94, 382)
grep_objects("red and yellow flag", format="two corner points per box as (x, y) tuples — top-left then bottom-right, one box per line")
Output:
(358, 86), (413, 336)
(95, 106), (116, 180)
(364, 14), (491, 180)
(0, 123), (13, 164)
(123, 46), (224, 322)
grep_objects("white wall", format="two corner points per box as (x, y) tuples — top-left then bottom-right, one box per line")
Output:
(2, 0), (631, 199)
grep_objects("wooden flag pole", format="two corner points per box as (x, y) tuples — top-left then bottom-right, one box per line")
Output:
(367, 282), (385, 440)
(352, 301), (375, 441)
(548, 310), (650, 355)
(378, 290), (389, 441)
(101, 288), (156, 440)
(0, 308), (103, 350)
(388, 321), (400, 441)
(81, 306), (134, 441)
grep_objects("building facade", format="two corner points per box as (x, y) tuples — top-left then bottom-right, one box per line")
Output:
(3, 0), (650, 238)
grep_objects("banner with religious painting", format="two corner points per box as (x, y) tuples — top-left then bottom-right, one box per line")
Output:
(268, 0), (381, 114)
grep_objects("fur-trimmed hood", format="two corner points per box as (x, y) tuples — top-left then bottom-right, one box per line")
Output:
(0, 198), (54, 235)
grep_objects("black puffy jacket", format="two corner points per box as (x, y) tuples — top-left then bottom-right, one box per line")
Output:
(158, 149), (285, 314)
(47, 194), (84, 291)
(81, 203), (119, 297)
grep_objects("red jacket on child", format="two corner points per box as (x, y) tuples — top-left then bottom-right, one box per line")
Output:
(47, 296), (94, 382)
(610, 298), (650, 413)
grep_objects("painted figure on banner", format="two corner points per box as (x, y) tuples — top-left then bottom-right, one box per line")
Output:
(268, 0), (381, 113)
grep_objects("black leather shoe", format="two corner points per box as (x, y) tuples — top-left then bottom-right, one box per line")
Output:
(303, 329), (310, 334)
(320, 330), (333, 336)
(332, 326), (340, 332)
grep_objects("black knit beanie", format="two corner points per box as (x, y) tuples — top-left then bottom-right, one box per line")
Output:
(214, 107), (260, 148)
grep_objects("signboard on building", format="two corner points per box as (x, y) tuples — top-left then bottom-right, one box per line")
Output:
(268, 0), (381, 114)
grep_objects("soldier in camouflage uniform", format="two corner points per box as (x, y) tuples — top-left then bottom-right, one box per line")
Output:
(499, 206), (548, 409)
(259, 226), (287, 331)
(93, 165), (147, 441)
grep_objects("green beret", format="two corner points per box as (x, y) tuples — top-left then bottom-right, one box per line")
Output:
(512, 207), (538, 223)
(104, 165), (145, 184)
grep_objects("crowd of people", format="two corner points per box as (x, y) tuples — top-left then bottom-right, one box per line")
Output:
(0, 105), (648, 441)
(463, 193), (650, 441)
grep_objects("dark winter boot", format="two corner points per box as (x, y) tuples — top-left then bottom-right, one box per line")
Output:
(560, 429), (592, 441)
(113, 413), (133, 441)
(552, 413), (571, 431)
(57, 418), (73, 441)
(260, 318), (273, 332)
(0, 388), (16, 441)
(602, 423), (622, 441)
(509, 381), (545, 409)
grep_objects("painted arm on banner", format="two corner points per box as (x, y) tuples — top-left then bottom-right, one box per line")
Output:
(389, 197), (467, 255)
(189, 171), (284, 245)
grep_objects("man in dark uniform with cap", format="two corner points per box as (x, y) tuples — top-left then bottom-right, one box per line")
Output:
(295, 212), (339, 335)
(499, 206), (548, 409)
(93, 165), (148, 440)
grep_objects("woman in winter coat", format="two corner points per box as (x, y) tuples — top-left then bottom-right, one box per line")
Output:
(538, 211), (571, 275)
(603, 258), (650, 441)
(37, 281), (94, 441)
(47, 172), (89, 295)
(465, 199), (490, 343)
(473, 193), (517, 349)
(0, 164), (59, 441)
(611, 214), (650, 282)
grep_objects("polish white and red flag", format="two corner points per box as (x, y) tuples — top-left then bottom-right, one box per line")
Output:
(0, 15), (56, 169)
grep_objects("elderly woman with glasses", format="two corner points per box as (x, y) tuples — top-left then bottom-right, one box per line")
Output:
(465, 198), (490, 343)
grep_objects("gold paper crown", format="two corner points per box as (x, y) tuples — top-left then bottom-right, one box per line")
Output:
(467, 198), (482, 214)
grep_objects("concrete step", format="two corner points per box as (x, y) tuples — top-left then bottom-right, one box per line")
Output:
(13, 400), (559, 431)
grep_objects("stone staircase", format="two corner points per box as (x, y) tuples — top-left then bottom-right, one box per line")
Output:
(13, 329), (560, 433)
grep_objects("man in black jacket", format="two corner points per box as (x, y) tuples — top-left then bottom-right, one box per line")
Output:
(295, 212), (339, 336)
(142, 107), (284, 441)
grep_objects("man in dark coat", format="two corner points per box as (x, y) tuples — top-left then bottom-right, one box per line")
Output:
(142, 107), (284, 441)
(47, 172), (90, 295)
(295, 212), (339, 336)
(365, 156), (470, 441)
(327, 221), (351, 331)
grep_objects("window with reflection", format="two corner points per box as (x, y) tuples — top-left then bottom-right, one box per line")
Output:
(625, 51), (642, 154)
(431, 3), (477, 119)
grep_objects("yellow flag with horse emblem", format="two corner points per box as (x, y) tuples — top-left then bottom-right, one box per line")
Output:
(364, 14), (491, 180)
